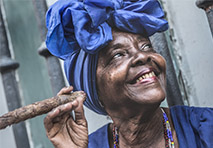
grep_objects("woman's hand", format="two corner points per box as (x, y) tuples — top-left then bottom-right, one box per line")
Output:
(44, 86), (88, 148)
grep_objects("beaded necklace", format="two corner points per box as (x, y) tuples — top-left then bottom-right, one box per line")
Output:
(113, 125), (119, 148)
(161, 108), (175, 148)
(112, 108), (175, 148)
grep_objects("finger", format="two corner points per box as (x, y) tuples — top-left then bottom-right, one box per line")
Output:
(57, 86), (73, 95)
(53, 102), (74, 118)
(72, 97), (87, 126)
(44, 108), (60, 132)
(44, 102), (73, 129)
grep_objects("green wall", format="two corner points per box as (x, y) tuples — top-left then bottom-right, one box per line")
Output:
(3, 0), (53, 147)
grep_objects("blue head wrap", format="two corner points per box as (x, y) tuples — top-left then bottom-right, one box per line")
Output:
(46, 0), (168, 115)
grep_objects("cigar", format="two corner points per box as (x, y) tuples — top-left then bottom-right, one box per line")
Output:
(0, 91), (86, 130)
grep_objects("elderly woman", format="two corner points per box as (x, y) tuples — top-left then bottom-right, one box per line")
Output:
(44, 0), (213, 148)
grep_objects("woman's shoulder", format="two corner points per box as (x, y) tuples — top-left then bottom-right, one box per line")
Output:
(170, 105), (213, 111)
(170, 105), (213, 131)
(170, 105), (213, 121)
(88, 123), (111, 148)
(170, 105), (213, 148)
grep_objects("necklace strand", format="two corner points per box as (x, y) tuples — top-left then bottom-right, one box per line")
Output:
(161, 108), (175, 148)
(112, 108), (175, 148)
(113, 125), (119, 148)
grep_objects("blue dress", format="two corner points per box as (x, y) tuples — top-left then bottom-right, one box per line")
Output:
(88, 106), (213, 148)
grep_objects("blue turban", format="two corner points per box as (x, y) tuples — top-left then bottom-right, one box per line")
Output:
(46, 0), (168, 115)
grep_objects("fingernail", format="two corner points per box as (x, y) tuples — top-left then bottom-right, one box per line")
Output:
(72, 100), (77, 104)
(53, 108), (57, 113)
(64, 103), (69, 107)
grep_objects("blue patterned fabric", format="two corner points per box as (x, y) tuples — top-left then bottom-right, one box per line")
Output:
(46, 0), (168, 115)
(88, 106), (213, 147)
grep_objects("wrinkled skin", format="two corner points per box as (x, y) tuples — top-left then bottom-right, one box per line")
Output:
(44, 30), (179, 148)
(96, 30), (166, 117)
(96, 30), (171, 148)
(44, 86), (88, 148)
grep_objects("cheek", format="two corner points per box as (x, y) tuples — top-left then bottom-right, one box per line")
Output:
(107, 63), (129, 86)
(155, 54), (166, 89)
(155, 54), (166, 72)
(96, 63), (129, 101)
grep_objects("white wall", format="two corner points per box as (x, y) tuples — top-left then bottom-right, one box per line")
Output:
(162, 0), (213, 107)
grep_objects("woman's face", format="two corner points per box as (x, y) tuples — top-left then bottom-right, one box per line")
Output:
(96, 30), (166, 114)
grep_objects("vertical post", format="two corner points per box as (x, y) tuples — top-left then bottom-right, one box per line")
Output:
(0, 2), (30, 148)
(150, 33), (184, 106)
(32, 0), (65, 95)
(196, 0), (213, 37)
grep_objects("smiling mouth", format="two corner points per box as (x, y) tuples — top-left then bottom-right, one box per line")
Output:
(129, 69), (160, 85)
(136, 71), (156, 83)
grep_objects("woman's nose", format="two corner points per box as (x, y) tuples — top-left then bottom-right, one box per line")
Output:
(131, 51), (151, 67)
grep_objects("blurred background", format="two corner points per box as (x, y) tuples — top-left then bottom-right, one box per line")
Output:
(0, 0), (212, 147)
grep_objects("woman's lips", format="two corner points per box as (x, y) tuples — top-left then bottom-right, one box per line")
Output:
(130, 68), (159, 85)
(136, 71), (156, 84)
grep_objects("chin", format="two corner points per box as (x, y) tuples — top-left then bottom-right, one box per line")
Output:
(132, 88), (166, 106)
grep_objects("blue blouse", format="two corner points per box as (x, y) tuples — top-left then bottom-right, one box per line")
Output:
(88, 106), (213, 148)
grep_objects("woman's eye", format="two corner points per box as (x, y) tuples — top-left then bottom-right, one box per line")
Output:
(113, 53), (124, 59)
(140, 44), (152, 51)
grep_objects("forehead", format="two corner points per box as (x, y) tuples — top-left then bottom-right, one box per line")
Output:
(99, 30), (149, 56)
(111, 30), (148, 45)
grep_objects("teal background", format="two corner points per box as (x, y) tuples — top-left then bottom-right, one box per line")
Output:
(3, 0), (53, 147)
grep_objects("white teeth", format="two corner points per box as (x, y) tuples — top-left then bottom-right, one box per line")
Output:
(153, 73), (155, 76)
(136, 71), (156, 82)
(152, 72), (155, 76)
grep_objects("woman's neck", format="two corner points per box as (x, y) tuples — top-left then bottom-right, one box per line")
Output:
(109, 107), (165, 148)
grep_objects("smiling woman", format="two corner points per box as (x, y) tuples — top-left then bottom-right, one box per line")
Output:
(96, 30), (166, 114)
(43, 0), (213, 148)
